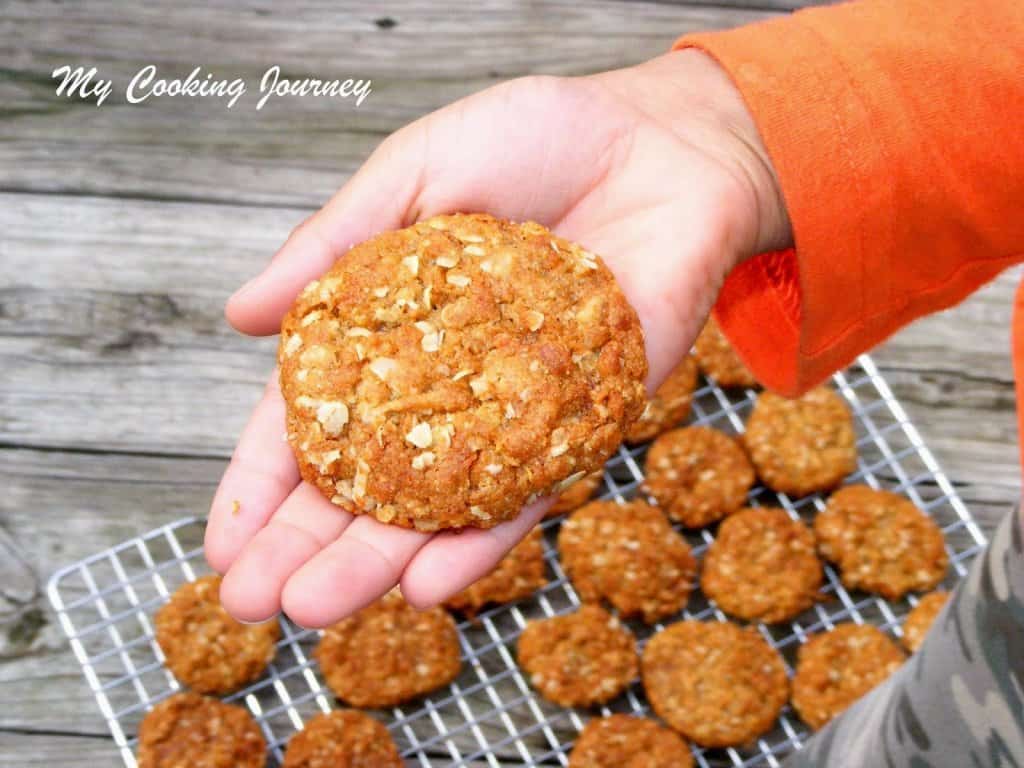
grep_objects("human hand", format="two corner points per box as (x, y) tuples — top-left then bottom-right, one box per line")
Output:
(205, 50), (789, 628)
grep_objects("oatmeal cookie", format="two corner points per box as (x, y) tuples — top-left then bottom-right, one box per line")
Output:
(279, 213), (647, 531)
(136, 692), (265, 768)
(641, 426), (754, 527)
(315, 591), (461, 708)
(546, 470), (603, 518)
(743, 387), (857, 497)
(558, 500), (695, 623)
(569, 714), (693, 768)
(901, 591), (949, 653)
(446, 527), (548, 616)
(791, 623), (905, 730)
(282, 710), (401, 768)
(625, 356), (698, 444)
(154, 575), (279, 694)
(815, 485), (948, 599)
(702, 507), (823, 623)
(517, 605), (638, 707)
(641, 620), (788, 747)
(693, 316), (757, 388)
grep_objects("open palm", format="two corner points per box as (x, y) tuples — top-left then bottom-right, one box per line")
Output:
(205, 51), (785, 627)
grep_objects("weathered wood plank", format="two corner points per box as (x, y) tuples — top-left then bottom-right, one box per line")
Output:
(0, 0), (775, 208)
(3, 191), (1021, 487)
(0, 733), (121, 767)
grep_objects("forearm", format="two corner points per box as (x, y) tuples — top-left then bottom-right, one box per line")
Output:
(784, 508), (1024, 767)
(677, 0), (1024, 394)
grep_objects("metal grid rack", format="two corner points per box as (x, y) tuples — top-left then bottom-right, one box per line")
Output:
(47, 353), (988, 767)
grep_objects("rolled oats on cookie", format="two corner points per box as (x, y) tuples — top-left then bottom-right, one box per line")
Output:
(743, 387), (857, 497)
(155, 575), (279, 695)
(136, 692), (266, 768)
(279, 213), (647, 530)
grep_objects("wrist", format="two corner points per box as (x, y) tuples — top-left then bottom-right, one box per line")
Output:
(598, 50), (792, 265)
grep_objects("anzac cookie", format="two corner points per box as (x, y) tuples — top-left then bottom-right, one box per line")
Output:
(446, 527), (548, 616)
(155, 575), (279, 694)
(702, 507), (823, 624)
(693, 316), (757, 388)
(815, 485), (948, 599)
(278, 213), (647, 531)
(546, 471), (603, 519)
(136, 692), (265, 768)
(282, 710), (402, 768)
(315, 591), (461, 708)
(625, 356), (698, 444)
(743, 387), (857, 497)
(901, 591), (949, 653)
(641, 426), (754, 527)
(558, 500), (695, 623)
(517, 605), (638, 707)
(569, 714), (693, 768)
(792, 623), (905, 730)
(642, 620), (788, 747)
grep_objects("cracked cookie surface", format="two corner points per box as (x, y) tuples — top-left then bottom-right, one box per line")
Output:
(642, 426), (754, 528)
(518, 605), (638, 707)
(315, 592), (461, 708)
(136, 692), (266, 768)
(569, 714), (693, 768)
(702, 507), (823, 623)
(815, 485), (948, 599)
(279, 213), (647, 530)
(642, 620), (788, 747)
(155, 575), (279, 695)
(282, 710), (402, 768)
(743, 387), (856, 497)
(558, 500), (695, 623)
(791, 623), (905, 730)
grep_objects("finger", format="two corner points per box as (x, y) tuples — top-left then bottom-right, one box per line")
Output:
(400, 498), (551, 610)
(225, 130), (425, 336)
(205, 373), (299, 574)
(281, 515), (430, 628)
(219, 483), (353, 623)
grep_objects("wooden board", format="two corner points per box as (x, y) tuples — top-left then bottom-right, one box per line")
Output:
(2, 0), (1020, 764)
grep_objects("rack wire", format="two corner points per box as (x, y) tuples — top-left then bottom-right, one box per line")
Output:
(48, 353), (987, 767)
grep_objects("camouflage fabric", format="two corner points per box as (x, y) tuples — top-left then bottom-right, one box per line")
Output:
(784, 508), (1024, 767)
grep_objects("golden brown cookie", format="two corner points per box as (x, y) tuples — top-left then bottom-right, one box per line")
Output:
(702, 507), (823, 624)
(641, 620), (788, 747)
(314, 591), (461, 708)
(641, 426), (755, 527)
(446, 527), (548, 616)
(901, 591), (949, 652)
(558, 500), (695, 623)
(282, 710), (402, 768)
(136, 692), (265, 768)
(625, 356), (698, 444)
(693, 316), (757, 388)
(791, 623), (905, 730)
(279, 213), (647, 531)
(569, 714), (693, 768)
(743, 387), (857, 497)
(546, 471), (603, 519)
(815, 485), (948, 599)
(154, 575), (279, 695)
(517, 605), (638, 707)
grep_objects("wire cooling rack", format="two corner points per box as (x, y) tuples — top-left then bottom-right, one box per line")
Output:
(47, 353), (987, 767)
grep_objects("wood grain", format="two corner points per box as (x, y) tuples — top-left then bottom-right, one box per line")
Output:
(0, 0), (771, 209)
(2, 0), (1020, 765)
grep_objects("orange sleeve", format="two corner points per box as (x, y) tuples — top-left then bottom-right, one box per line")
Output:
(676, 0), (1024, 395)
